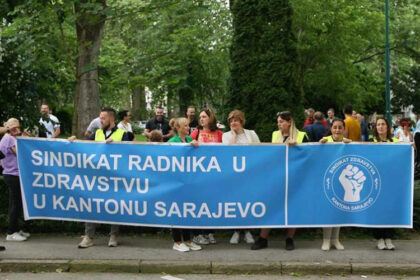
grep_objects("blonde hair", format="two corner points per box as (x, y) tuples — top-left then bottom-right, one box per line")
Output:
(169, 117), (188, 134)
(4, 118), (20, 130)
(275, 111), (299, 143)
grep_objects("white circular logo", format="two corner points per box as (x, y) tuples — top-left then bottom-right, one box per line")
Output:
(323, 155), (381, 212)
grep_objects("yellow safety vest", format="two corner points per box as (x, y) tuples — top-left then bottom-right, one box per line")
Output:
(94, 128), (125, 142)
(272, 130), (307, 144)
(373, 137), (399, 143)
(322, 136), (350, 142)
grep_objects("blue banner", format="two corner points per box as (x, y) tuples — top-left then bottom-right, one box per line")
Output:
(16, 138), (413, 228)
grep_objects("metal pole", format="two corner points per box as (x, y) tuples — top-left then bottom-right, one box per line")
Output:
(385, 0), (391, 124)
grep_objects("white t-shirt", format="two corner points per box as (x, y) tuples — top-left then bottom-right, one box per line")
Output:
(39, 114), (60, 138)
(117, 121), (133, 133)
(222, 129), (260, 144)
(86, 117), (101, 134)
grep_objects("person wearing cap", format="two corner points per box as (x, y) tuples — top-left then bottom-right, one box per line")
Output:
(0, 118), (31, 242)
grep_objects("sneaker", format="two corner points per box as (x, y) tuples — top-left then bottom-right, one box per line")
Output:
(285, 238), (295, 251)
(207, 233), (216, 244)
(19, 230), (30, 238)
(377, 238), (386, 250)
(6, 232), (26, 242)
(230, 231), (240, 244)
(244, 231), (255, 244)
(185, 241), (202, 251)
(0, 246), (5, 251)
(385, 238), (395, 250)
(193, 234), (209, 245)
(251, 237), (268, 250)
(78, 235), (93, 248)
(173, 242), (190, 252)
(108, 234), (118, 247)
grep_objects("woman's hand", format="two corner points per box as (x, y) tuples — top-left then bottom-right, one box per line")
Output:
(190, 140), (199, 148)
(343, 138), (352, 144)
(288, 140), (297, 146)
(22, 130), (31, 137)
(67, 136), (77, 142)
(319, 138), (327, 144)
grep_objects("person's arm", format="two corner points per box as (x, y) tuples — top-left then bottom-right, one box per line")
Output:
(163, 129), (174, 141)
(10, 146), (16, 154)
(85, 131), (92, 138)
(53, 127), (60, 138)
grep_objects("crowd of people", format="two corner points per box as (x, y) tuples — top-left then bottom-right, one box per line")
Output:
(0, 103), (418, 253)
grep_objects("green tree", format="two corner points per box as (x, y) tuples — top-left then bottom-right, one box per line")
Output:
(228, 0), (302, 141)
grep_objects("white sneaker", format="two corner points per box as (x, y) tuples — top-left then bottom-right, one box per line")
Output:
(385, 238), (395, 250)
(78, 235), (93, 248)
(377, 238), (386, 250)
(108, 234), (118, 247)
(331, 239), (344, 250)
(185, 241), (202, 251)
(6, 232), (26, 242)
(207, 233), (216, 244)
(19, 230), (30, 238)
(230, 231), (240, 244)
(173, 242), (190, 252)
(193, 234), (209, 245)
(244, 231), (255, 244)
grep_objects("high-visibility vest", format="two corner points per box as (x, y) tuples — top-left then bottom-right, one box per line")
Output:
(94, 128), (125, 142)
(322, 136), (350, 142)
(272, 130), (307, 144)
(373, 137), (399, 143)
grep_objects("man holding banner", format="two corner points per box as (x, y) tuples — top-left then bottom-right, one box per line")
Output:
(69, 107), (130, 248)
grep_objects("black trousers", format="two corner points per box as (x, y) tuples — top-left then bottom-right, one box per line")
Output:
(3, 175), (24, 234)
(172, 229), (191, 243)
(373, 228), (394, 239)
(415, 133), (420, 166)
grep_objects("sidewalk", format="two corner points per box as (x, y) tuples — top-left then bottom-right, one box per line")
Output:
(1, 235), (420, 275)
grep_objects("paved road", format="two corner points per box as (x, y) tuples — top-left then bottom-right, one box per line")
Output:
(0, 273), (419, 280)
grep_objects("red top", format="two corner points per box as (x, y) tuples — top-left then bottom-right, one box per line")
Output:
(190, 129), (223, 143)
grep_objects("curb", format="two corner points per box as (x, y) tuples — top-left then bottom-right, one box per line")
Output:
(0, 259), (70, 273)
(1, 259), (420, 275)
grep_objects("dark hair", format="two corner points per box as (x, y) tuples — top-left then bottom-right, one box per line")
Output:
(101, 107), (116, 118)
(372, 118), (393, 142)
(118, 110), (129, 121)
(343, 104), (353, 115)
(325, 118), (345, 136)
(331, 118), (345, 128)
(276, 111), (292, 121)
(197, 108), (218, 131)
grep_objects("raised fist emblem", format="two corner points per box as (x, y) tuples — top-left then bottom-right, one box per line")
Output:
(339, 165), (367, 202)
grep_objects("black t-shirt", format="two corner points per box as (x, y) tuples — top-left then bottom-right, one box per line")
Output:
(146, 117), (171, 136)
(188, 119), (198, 135)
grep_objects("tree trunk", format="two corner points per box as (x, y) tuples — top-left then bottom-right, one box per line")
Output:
(72, 0), (106, 138)
(131, 86), (146, 121)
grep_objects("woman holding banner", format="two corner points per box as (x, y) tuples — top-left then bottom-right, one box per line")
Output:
(251, 111), (308, 251)
(319, 118), (351, 251)
(0, 118), (31, 242)
(370, 117), (398, 250)
(222, 110), (260, 245)
(168, 117), (202, 252)
(190, 109), (223, 245)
